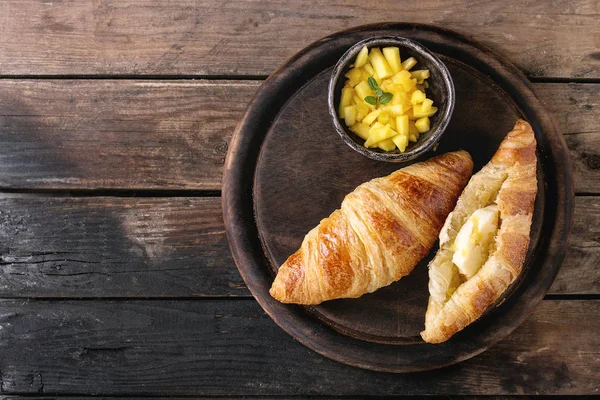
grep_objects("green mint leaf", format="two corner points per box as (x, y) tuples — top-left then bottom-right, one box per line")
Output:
(375, 88), (383, 97)
(379, 92), (393, 104)
(364, 96), (377, 105)
(367, 77), (378, 91)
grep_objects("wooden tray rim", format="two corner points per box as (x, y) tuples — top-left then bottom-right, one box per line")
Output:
(222, 23), (574, 373)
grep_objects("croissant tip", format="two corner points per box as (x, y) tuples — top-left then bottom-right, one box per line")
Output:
(420, 329), (444, 344)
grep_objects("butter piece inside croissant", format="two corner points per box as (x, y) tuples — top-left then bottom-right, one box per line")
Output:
(270, 150), (473, 305)
(421, 119), (537, 343)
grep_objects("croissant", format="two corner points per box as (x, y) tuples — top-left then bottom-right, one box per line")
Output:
(421, 119), (537, 343)
(270, 150), (473, 305)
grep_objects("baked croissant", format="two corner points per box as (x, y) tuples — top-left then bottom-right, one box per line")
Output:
(421, 119), (537, 343)
(270, 150), (473, 305)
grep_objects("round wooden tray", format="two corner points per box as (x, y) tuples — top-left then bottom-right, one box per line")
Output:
(222, 23), (573, 372)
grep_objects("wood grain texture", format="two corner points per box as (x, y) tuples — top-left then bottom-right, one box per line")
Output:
(0, 299), (596, 395)
(0, 196), (596, 298)
(0, 80), (597, 192)
(0, 398), (564, 400)
(0, 80), (259, 190)
(0, 196), (246, 297)
(0, 1), (598, 78)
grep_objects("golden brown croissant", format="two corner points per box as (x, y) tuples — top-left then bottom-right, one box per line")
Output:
(421, 119), (537, 343)
(270, 150), (474, 305)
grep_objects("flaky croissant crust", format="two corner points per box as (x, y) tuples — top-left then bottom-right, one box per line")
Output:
(421, 119), (537, 343)
(270, 150), (473, 305)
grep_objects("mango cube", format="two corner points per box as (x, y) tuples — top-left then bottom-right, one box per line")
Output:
(344, 68), (364, 87)
(384, 104), (411, 116)
(409, 121), (420, 136)
(339, 87), (354, 118)
(392, 91), (409, 106)
(396, 115), (409, 136)
(377, 138), (397, 151)
(362, 109), (381, 125)
(410, 70), (430, 81)
(355, 46), (369, 68)
(354, 80), (372, 102)
(401, 57), (417, 71)
(365, 123), (397, 147)
(415, 117), (431, 133)
(392, 70), (411, 83)
(421, 98), (434, 112)
(368, 48), (394, 79)
(343, 105), (357, 127)
(382, 47), (402, 73)
(411, 90), (426, 105)
(353, 96), (371, 119)
(392, 134), (409, 152)
(413, 104), (438, 118)
(350, 122), (371, 140)
(378, 111), (390, 124)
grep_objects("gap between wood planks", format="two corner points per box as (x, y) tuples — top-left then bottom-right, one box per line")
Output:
(0, 295), (594, 301)
(0, 75), (598, 84)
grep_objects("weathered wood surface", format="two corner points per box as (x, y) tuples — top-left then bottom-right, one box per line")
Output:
(0, 398), (560, 400)
(0, 196), (597, 298)
(0, 196), (245, 297)
(0, 299), (596, 395)
(0, 80), (258, 190)
(0, 81), (597, 192)
(0, 1), (598, 78)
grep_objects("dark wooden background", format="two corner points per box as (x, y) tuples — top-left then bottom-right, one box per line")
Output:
(0, 0), (598, 397)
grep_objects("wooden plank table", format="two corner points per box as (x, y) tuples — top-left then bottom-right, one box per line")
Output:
(0, 0), (598, 397)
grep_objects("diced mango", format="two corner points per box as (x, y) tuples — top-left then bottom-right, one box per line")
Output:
(382, 47), (402, 74)
(339, 87), (354, 118)
(413, 104), (438, 118)
(396, 115), (409, 136)
(353, 96), (371, 119)
(384, 103), (411, 116)
(392, 91), (410, 106)
(410, 70), (430, 80)
(400, 77), (417, 92)
(401, 57), (417, 71)
(392, 70), (412, 83)
(388, 117), (397, 131)
(392, 134), (409, 152)
(369, 48), (394, 79)
(344, 68), (364, 87)
(409, 121), (419, 136)
(415, 117), (431, 133)
(411, 90), (426, 105)
(350, 122), (371, 140)
(344, 105), (357, 126)
(362, 109), (381, 125)
(339, 46), (435, 152)
(421, 98), (434, 112)
(377, 138), (397, 151)
(354, 81), (372, 102)
(365, 123), (398, 147)
(378, 111), (390, 124)
(355, 46), (369, 68)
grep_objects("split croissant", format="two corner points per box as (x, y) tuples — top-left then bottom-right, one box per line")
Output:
(421, 119), (537, 343)
(270, 150), (473, 305)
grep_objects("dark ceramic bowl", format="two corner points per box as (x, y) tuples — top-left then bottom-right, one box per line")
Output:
(328, 36), (455, 162)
